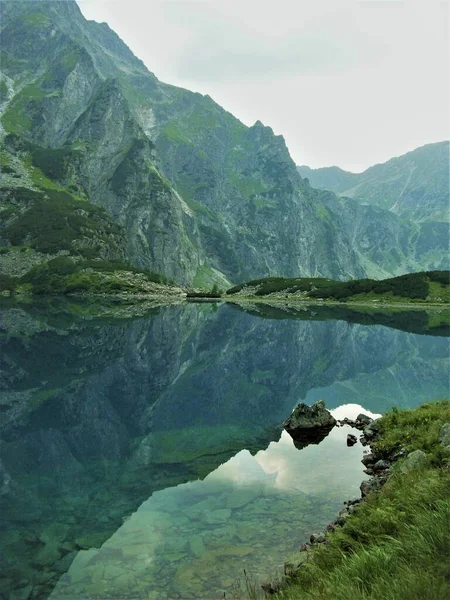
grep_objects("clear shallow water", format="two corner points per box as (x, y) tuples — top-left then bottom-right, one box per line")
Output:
(0, 301), (448, 599)
(50, 420), (368, 600)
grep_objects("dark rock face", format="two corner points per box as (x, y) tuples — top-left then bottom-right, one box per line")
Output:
(283, 400), (336, 448)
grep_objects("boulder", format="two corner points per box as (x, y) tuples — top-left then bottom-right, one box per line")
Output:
(399, 450), (427, 474)
(360, 477), (380, 497)
(356, 413), (373, 426)
(361, 453), (375, 467)
(365, 418), (380, 433)
(310, 533), (326, 544)
(438, 423), (450, 450)
(363, 427), (376, 439)
(373, 459), (391, 472)
(284, 401), (336, 448)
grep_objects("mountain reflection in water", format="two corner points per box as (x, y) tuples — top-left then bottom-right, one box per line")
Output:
(0, 300), (448, 599)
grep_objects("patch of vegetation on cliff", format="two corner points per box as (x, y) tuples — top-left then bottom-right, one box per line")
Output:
(1, 83), (46, 134)
(29, 145), (79, 182)
(279, 401), (450, 600)
(110, 139), (168, 196)
(226, 271), (450, 303)
(3, 187), (122, 255)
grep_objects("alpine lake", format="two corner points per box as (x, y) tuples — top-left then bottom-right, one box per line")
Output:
(1, 299), (449, 600)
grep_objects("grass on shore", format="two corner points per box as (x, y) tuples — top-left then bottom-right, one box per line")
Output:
(230, 401), (450, 600)
(226, 271), (450, 304)
(275, 401), (450, 600)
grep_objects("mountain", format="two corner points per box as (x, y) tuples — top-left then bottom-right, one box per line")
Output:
(297, 142), (449, 223)
(0, 0), (448, 289)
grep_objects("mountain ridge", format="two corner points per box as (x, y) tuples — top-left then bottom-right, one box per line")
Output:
(1, 0), (448, 290)
(297, 141), (450, 222)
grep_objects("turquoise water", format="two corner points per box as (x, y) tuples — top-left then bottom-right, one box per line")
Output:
(0, 301), (448, 599)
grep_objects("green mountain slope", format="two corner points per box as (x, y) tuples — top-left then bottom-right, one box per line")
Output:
(298, 141), (449, 223)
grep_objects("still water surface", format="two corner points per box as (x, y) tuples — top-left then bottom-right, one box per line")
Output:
(0, 301), (448, 599)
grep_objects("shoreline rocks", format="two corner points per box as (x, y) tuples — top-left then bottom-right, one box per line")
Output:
(276, 411), (421, 592)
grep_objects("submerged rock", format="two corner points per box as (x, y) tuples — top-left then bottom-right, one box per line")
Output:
(283, 400), (336, 448)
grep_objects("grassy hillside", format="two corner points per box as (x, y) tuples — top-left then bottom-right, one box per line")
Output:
(226, 271), (450, 304)
(276, 401), (450, 600)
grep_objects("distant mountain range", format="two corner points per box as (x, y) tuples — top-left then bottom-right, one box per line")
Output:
(0, 0), (448, 291)
(297, 141), (449, 223)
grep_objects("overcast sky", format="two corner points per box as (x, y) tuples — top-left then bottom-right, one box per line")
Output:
(78, 0), (449, 172)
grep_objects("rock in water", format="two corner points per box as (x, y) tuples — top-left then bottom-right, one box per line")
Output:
(347, 434), (358, 446)
(283, 401), (336, 448)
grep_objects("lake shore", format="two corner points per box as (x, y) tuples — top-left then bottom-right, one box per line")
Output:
(258, 401), (450, 600)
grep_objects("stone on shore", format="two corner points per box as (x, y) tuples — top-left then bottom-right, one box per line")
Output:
(438, 423), (450, 450)
(373, 459), (391, 472)
(360, 477), (380, 497)
(356, 413), (373, 427)
(399, 450), (427, 474)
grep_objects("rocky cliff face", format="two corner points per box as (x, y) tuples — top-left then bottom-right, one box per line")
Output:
(297, 142), (450, 274)
(298, 142), (449, 223)
(0, 0), (447, 286)
(314, 188), (450, 277)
